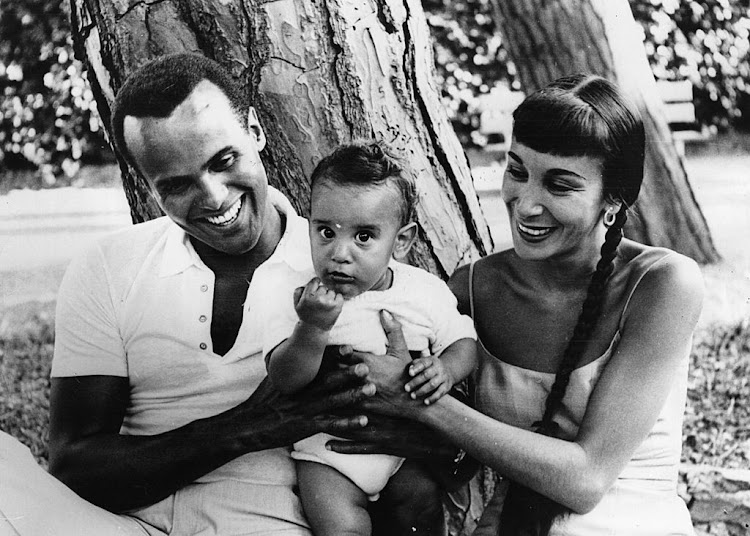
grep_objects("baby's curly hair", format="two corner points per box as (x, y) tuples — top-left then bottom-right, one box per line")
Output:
(309, 140), (417, 227)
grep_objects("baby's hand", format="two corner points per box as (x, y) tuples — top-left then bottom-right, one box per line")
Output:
(294, 277), (344, 331)
(404, 355), (454, 405)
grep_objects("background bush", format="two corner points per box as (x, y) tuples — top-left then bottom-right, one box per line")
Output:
(1, 0), (749, 178)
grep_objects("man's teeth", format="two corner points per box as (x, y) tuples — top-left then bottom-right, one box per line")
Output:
(518, 222), (552, 236)
(206, 198), (242, 225)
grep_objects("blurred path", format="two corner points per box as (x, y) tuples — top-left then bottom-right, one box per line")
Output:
(0, 188), (131, 307)
(1, 146), (748, 327)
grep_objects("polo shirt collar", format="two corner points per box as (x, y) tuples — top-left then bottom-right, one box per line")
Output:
(158, 186), (309, 277)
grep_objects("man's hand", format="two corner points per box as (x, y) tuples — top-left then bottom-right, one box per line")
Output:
(405, 355), (455, 405)
(293, 277), (343, 331)
(228, 362), (375, 450)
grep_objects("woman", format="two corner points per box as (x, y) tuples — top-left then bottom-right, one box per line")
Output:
(344, 74), (704, 535)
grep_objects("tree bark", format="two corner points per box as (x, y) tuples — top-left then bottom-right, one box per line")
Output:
(491, 0), (720, 264)
(69, 0), (493, 277)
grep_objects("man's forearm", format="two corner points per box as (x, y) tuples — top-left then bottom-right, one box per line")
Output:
(49, 372), (361, 513)
(50, 415), (242, 512)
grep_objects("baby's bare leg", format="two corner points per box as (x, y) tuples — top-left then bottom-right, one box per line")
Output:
(297, 460), (371, 536)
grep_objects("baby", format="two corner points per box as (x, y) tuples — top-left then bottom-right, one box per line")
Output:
(262, 141), (477, 535)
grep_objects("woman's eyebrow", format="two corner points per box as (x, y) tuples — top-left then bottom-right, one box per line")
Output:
(546, 168), (588, 180)
(507, 150), (522, 163)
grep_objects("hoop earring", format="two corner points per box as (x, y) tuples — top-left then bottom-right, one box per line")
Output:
(603, 208), (617, 227)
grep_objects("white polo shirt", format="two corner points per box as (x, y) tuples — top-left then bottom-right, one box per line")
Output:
(51, 187), (312, 534)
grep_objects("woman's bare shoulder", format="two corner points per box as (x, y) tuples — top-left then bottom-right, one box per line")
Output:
(448, 250), (517, 314)
(618, 240), (705, 318)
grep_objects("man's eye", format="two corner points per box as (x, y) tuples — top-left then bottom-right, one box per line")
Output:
(355, 231), (372, 243)
(212, 153), (236, 172)
(319, 227), (335, 239)
(158, 180), (189, 196)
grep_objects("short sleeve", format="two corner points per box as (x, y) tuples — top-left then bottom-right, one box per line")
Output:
(51, 244), (127, 377)
(425, 277), (477, 355)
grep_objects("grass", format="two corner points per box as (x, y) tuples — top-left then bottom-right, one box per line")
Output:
(1, 301), (748, 471)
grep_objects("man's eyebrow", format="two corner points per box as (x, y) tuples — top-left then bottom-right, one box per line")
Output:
(507, 151), (522, 163)
(205, 146), (234, 168)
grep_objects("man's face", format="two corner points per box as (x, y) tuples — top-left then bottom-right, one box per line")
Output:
(123, 80), (270, 255)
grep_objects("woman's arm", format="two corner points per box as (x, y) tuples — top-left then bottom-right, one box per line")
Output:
(358, 255), (704, 514)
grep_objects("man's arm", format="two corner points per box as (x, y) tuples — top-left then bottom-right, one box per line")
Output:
(49, 367), (373, 513)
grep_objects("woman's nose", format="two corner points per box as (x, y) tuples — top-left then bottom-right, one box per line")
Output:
(509, 183), (544, 218)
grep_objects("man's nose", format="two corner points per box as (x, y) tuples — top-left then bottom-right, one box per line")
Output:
(198, 175), (229, 211)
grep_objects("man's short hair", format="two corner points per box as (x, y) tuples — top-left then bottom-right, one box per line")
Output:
(111, 53), (248, 172)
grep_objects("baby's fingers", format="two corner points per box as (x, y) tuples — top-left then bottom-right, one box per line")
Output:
(424, 383), (450, 405)
(410, 375), (445, 399)
(404, 365), (438, 394)
(407, 357), (434, 378)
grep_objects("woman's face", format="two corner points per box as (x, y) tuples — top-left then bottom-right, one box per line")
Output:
(501, 141), (611, 265)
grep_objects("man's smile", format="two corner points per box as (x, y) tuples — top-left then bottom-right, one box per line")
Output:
(202, 197), (243, 226)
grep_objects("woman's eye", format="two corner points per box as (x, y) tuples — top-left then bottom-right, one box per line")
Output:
(547, 180), (576, 194)
(505, 166), (527, 180)
(318, 227), (335, 239)
(355, 231), (372, 243)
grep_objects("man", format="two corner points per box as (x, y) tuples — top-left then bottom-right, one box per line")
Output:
(0, 53), (373, 536)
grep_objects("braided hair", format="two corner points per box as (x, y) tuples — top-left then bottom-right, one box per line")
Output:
(497, 74), (645, 536)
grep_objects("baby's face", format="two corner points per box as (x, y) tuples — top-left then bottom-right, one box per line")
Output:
(309, 181), (404, 298)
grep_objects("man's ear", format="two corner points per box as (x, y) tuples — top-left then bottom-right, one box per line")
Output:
(247, 107), (267, 151)
(392, 222), (418, 261)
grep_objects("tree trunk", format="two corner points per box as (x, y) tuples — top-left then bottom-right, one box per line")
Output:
(491, 0), (720, 264)
(68, 0), (493, 277)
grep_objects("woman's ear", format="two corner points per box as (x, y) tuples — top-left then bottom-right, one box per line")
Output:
(392, 222), (418, 261)
(246, 107), (267, 151)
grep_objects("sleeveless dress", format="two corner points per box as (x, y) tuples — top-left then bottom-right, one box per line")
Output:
(469, 248), (696, 535)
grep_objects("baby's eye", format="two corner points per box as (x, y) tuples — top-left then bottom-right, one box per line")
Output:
(318, 227), (335, 239)
(355, 231), (373, 243)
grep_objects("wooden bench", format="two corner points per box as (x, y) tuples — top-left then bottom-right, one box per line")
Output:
(476, 88), (525, 156)
(656, 80), (711, 156)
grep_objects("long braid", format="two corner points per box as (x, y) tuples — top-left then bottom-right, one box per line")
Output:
(498, 209), (628, 536)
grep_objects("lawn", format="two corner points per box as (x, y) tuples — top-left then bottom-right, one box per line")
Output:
(1, 298), (748, 472)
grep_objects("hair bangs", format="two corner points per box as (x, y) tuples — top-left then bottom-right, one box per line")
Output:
(512, 93), (613, 160)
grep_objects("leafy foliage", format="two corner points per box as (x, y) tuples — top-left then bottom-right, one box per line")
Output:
(0, 0), (110, 183)
(1, 0), (749, 176)
(424, 0), (750, 147)
(631, 0), (750, 130)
